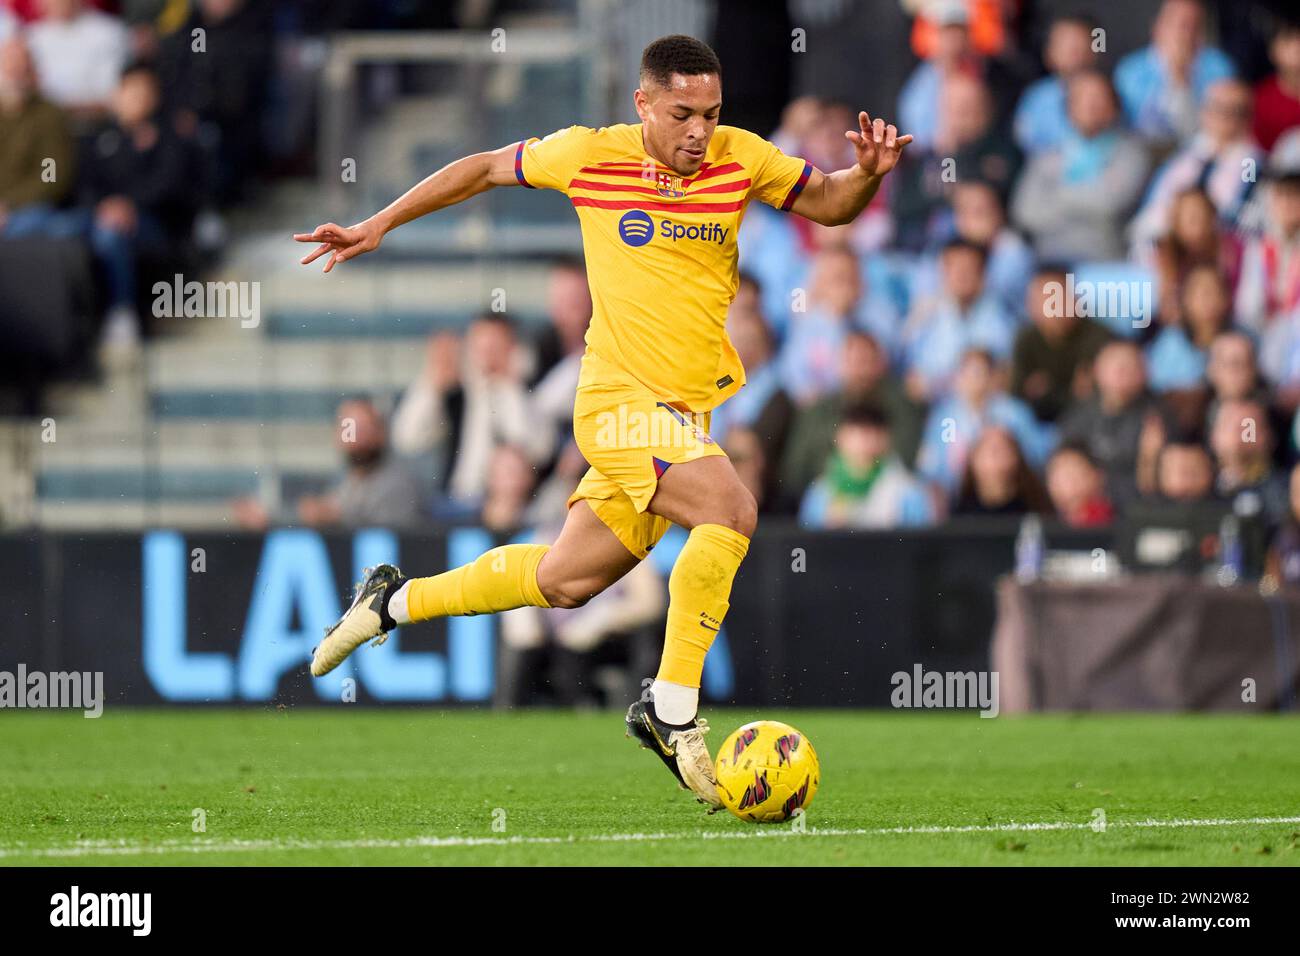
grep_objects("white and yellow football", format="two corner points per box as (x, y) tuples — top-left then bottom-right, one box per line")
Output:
(715, 720), (819, 823)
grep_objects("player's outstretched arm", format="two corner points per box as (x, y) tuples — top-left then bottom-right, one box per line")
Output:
(294, 141), (523, 273)
(790, 111), (912, 227)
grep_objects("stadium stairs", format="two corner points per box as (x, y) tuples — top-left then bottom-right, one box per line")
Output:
(8, 71), (584, 531)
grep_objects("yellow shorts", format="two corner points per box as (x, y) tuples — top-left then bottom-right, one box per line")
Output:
(567, 351), (728, 559)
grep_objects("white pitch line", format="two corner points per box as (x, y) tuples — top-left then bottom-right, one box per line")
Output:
(2, 815), (1298, 860)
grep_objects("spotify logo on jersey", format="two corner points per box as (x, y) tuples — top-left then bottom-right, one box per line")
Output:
(618, 210), (654, 247)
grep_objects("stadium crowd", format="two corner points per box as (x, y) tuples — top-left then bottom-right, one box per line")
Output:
(270, 1), (1300, 565)
(0, 0), (288, 353)
(8, 0), (1300, 559)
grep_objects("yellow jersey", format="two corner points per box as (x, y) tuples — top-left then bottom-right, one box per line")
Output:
(515, 123), (811, 411)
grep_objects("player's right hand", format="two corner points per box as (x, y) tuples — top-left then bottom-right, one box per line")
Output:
(294, 220), (383, 273)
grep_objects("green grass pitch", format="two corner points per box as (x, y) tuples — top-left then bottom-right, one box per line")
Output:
(1, 709), (1298, 866)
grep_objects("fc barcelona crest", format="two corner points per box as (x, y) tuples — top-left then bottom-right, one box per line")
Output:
(656, 172), (685, 198)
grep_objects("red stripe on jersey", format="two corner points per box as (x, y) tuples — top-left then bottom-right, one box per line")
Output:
(568, 178), (663, 194)
(570, 197), (746, 213)
(573, 161), (744, 186)
(688, 162), (743, 182)
(567, 177), (752, 196)
(689, 178), (752, 195)
(575, 167), (660, 180)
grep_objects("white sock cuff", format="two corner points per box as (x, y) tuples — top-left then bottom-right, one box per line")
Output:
(387, 580), (413, 625)
(651, 678), (699, 725)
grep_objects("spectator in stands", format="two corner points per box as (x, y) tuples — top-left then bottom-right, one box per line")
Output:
(26, 0), (127, 115)
(770, 94), (821, 159)
(477, 444), (538, 534)
(391, 314), (554, 504)
(1265, 461), (1300, 585)
(712, 298), (793, 506)
(1210, 396), (1289, 526)
(906, 0), (1010, 60)
(158, 0), (271, 203)
(1045, 443), (1115, 527)
(908, 179), (1033, 312)
(531, 256), (591, 382)
(1154, 441), (1216, 503)
(0, 36), (73, 235)
(769, 97), (895, 254)
(1012, 70), (1150, 262)
(900, 238), (1016, 401)
(1011, 265), (1113, 423)
(795, 98), (858, 175)
(780, 330), (924, 508)
(1146, 263), (1231, 394)
(1203, 326), (1296, 475)
(779, 245), (895, 403)
(948, 179), (1032, 311)
(737, 204), (799, 334)
(306, 398), (424, 529)
(78, 61), (191, 352)
(796, 100), (894, 251)
(952, 424), (1052, 517)
(1059, 339), (1165, 506)
(529, 261), (592, 471)
(1253, 20), (1300, 153)
(917, 347), (1052, 495)
(1013, 12), (1099, 156)
(3, 0), (116, 20)
(893, 73), (1020, 251)
(1129, 79), (1263, 251)
(1114, 0), (1235, 146)
(1236, 167), (1300, 334)
(1145, 187), (1242, 326)
(939, 73), (1021, 202)
(897, 0), (980, 151)
(234, 398), (425, 530)
(1206, 330), (1270, 428)
(798, 404), (934, 529)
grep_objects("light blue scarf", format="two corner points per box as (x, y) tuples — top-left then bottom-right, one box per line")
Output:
(1061, 129), (1120, 185)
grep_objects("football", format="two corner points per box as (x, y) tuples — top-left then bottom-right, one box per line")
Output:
(714, 720), (820, 823)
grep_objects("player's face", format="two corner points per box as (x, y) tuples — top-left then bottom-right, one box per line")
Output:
(635, 72), (721, 176)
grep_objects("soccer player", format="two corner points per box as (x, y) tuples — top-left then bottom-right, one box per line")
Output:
(294, 35), (911, 809)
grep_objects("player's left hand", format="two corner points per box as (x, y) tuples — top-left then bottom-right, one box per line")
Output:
(847, 111), (913, 179)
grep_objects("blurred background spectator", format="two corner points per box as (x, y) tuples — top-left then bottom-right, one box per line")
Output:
(0, 35), (73, 233)
(798, 404), (934, 529)
(1045, 442), (1115, 527)
(233, 397), (423, 531)
(1114, 0), (1235, 147)
(1010, 264), (1113, 422)
(952, 423), (1052, 517)
(391, 314), (554, 511)
(26, 0), (127, 118)
(1012, 69), (1150, 262)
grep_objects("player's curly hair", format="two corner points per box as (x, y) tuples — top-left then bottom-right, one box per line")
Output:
(639, 34), (722, 89)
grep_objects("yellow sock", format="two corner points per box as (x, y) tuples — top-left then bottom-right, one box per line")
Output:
(407, 544), (551, 621)
(656, 523), (749, 687)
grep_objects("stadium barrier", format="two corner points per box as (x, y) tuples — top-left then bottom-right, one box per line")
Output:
(1, 521), (1291, 710)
